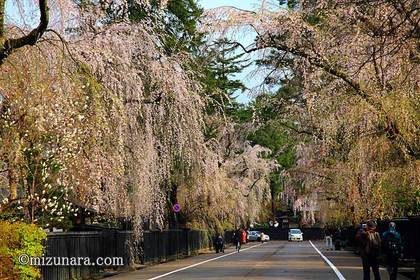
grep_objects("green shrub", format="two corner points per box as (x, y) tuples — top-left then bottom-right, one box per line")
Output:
(0, 221), (47, 280)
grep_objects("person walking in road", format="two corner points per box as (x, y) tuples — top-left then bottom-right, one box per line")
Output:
(382, 222), (402, 280)
(356, 220), (381, 280)
(325, 228), (333, 250)
(233, 229), (241, 252)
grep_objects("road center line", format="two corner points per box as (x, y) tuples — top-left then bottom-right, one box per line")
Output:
(147, 243), (262, 280)
(309, 240), (346, 280)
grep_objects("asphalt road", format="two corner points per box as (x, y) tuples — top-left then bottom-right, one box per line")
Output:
(109, 241), (408, 280)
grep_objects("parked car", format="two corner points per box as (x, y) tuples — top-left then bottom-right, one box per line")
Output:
(288, 229), (303, 242)
(247, 231), (261, 241)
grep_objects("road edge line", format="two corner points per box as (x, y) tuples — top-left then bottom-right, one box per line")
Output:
(309, 240), (346, 280)
(147, 243), (262, 280)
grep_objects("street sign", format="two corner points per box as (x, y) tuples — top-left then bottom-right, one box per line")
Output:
(172, 203), (181, 213)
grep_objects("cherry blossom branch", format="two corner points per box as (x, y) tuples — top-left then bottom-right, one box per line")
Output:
(45, 29), (79, 64)
(0, 197), (26, 213)
(227, 40), (369, 102)
(288, 169), (334, 182)
(274, 44), (367, 99)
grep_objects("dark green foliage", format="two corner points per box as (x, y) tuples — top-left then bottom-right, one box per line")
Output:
(279, 0), (300, 9)
(127, 1), (157, 22)
(202, 39), (250, 114)
(128, 0), (204, 54)
(249, 122), (296, 170)
(256, 49), (304, 106)
(269, 172), (283, 197)
(164, 0), (204, 54)
(228, 103), (253, 123)
(205, 39), (249, 96)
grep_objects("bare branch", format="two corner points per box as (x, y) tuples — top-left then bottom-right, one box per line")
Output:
(45, 29), (79, 63)
(226, 41), (261, 54)
(244, 175), (262, 197)
(211, 6), (256, 14)
(277, 122), (314, 136)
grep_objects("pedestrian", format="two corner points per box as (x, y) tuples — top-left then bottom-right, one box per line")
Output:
(260, 232), (265, 243)
(325, 228), (333, 250)
(241, 229), (247, 244)
(215, 232), (224, 253)
(233, 229), (241, 252)
(355, 223), (367, 254)
(356, 220), (381, 280)
(334, 228), (342, 250)
(382, 222), (402, 280)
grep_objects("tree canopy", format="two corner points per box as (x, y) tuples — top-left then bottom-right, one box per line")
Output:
(0, 0), (418, 233)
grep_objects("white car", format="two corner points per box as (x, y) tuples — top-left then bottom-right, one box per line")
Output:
(288, 229), (303, 242)
(247, 231), (261, 241)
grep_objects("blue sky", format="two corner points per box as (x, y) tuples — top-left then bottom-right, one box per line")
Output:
(199, 0), (262, 103)
(198, 0), (257, 10)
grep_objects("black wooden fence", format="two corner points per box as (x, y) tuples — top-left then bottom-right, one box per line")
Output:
(141, 229), (212, 264)
(41, 229), (213, 280)
(41, 230), (132, 280)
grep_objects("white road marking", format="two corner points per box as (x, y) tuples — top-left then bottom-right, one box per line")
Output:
(147, 243), (262, 280)
(309, 240), (346, 280)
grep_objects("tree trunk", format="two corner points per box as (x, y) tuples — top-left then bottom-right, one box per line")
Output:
(0, 0), (49, 65)
(0, 0), (5, 38)
(271, 184), (276, 221)
(8, 166), (17, 200)
(168, 182), (178, 229)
